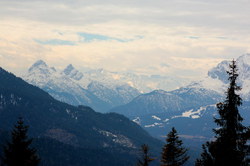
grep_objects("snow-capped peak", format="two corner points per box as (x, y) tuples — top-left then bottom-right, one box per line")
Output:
(28, 60), (48, 72)
(208, 53), (250, 83)
(236, 54), (250, 81)
(62, 64), (83, 80)
(237, 53), (250, 66)
(207, 60), (230, 83)
(27, 60), (57, 76)
(63, 64), (75, 75)
(192, 53), (250, 98)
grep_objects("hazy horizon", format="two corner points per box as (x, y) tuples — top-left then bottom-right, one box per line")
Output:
(0, 0), (249, 81)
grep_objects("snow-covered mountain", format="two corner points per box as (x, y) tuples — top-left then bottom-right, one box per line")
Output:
(61, 64), (141, 108)
(23, 59), (192, 112)
(24, 60), (111, 112)
(23, 60), (140, 112)
(64, 67), (190, 93)
(175, 53), (250, 101)
(208, 54), (250, 84)
(111, 53), (250, 141)
(111, 87), (222, 117)
(87, 81), (140, 107)
(207, 54), (250, 100)
(62, 64), (83, 81)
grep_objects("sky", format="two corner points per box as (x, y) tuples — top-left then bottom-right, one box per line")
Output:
(0, 0), (250, 80)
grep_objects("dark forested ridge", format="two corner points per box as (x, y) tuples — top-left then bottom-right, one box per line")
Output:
(0, 67), (162, 166)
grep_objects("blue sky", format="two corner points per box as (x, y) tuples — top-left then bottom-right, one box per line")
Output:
(34, 39), (76, 45)
(34, 32), (138, 45)
(0, 0), (249, 80)
(78, 33), (128, 42)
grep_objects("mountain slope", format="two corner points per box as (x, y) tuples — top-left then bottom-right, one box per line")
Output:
(110, 54), (250, 162)
(111, 87), (222, 117)
(0, 67), (162, 166)
(207, 54), (250, 100)
(23, 61), (141, 112)
(112, 54), (250, 125)
(76, 68), (190, 93)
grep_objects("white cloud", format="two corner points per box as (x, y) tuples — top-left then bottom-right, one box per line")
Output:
(0, 0), (249, 80)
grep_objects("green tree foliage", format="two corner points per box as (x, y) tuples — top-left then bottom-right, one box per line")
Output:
(2, 118), (40, 166)
(196, 60), (250, 166)
(161, 127), (189, 166)
(136, 144), (154, 166)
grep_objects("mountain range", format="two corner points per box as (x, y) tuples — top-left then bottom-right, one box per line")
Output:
(18, 53), (250, 164)
(108, 54), (250, 163)
(111, 54), (250, 140)
(23, 60), (141, 112)
(23, 60), (189, 112)
(22, 54), (250, 139)
(0, 67), (162, 166)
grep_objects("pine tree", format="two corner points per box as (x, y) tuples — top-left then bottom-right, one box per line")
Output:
(195, 143), (213, 166)
(197, 60), (250, 166)
(136, 144), (154, 166)
(2, 118), (40, 166)
(161, 127), (189, 166)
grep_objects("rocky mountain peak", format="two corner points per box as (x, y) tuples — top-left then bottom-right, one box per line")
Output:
(237, 53), (250, 66)
(62, 64), (83, 80)
(207, 60), (230, 83)
(63, 64), (75, 75)
(28, 60), (47, 72)
(27, 60), (57, 76)
(207, 53), (250, 84)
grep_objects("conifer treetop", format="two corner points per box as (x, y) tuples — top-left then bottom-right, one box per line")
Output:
(161, 127), (189, 166)
(2, 117), (40, 166)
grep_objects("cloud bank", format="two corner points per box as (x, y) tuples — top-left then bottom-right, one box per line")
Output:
(0, 0), (250, 80)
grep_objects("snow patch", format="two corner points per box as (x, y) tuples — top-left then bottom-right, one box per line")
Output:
(145, 122), (163, 128)
(132, 117), (141, 125)
(152, 115), (161, 121)
(171, 104), (216, 119)
(163, 118), (169, 122)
